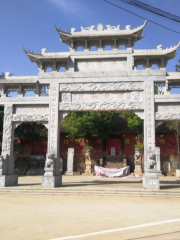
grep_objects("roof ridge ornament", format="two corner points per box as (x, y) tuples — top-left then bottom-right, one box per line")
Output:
(97, 23), (104, 31)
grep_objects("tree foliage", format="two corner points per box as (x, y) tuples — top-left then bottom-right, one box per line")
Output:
(118, 111), (143, 133)
(14, 122), (48, 155)
(61, 112), (116, 140)
(0, 72), (14, 78)
(0, 72), (5, 78)
(175, 59), (180, 72)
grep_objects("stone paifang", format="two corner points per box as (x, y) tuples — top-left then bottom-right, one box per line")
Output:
(1, 20), (180, 189)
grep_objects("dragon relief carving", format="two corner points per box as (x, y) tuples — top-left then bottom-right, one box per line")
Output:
(2, 105), (13, 154)
(12, 114), (49, 122)
(60, 102), (143, 111)
(60, 82), (143, 92)
(156, 112), (180, 120)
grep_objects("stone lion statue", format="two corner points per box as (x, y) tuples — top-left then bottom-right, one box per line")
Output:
(85, 149), (91, 162)
(134, 149), (142, 165)
(148, 154), (156, 169)
(45, 153), (54, 168)
(0, 155), (5, 170)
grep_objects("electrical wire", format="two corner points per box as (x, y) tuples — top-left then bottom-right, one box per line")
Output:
(116, 0), (180, 24)
(103, 0), (180, 35)
(115, 0), (180, 27)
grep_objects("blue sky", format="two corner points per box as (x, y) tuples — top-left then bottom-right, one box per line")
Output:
(0, 0), (180, 76)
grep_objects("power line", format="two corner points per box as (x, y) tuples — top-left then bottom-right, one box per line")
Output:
(103, 0), (180, 35)
(116, 0), (180, 24)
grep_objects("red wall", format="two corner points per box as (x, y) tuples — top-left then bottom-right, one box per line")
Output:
(19, 132), (178, 156)
(122, 133), (138, 155)
(156, 132), (177, 155)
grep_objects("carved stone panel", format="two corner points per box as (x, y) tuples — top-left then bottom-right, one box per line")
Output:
(72, 92), (127, 102)
(145, 85), (155, 152)
(59, 101), (143, 111)
(75, 58), (127, 72)
(14, 105), (49, 114)
(62, 93), (71, 102)
(156, 103), (180, 120)
(2, 105), (13, 155)
(66, 148), (74, 174)
(156, 103), (180, 113)
(156, 113), (180, 120)
(131, 91), (143, 102)
(60, 82), (144, 92)
(12, 114), (49, 122)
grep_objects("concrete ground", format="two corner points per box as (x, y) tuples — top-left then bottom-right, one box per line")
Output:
(0, 193), (180, 240)
(0, 176), (180, 240)
(15, 175), (180, 191)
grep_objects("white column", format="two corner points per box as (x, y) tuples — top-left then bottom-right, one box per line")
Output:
(0, 104), (18, 187)
(143, 81), (160, 189)
(42, 83), (62, 187)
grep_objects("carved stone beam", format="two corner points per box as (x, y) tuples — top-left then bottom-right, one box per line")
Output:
(68, 40), (74, 51)
(37, 60), (44, 73)
(128, 38), (131, 48)
(84, 40), (89, 52)
(1, 84), (6, 98)
(34, 82), (40, 97)
(112, 39), (117, 50)
(144, 57), (151, 70)
(98, 38), (103, 51)
(159, 58), (166, 69)
(52, 60), (57, 72)
(18, 84), (23, 97)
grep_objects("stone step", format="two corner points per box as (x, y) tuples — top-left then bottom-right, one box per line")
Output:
(0, 188), (180, 197)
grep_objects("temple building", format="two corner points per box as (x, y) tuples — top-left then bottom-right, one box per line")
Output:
(1, 21), (180, 188)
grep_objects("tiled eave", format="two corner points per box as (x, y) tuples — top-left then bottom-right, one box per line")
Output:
(55, 20), (147, 43)
(133, 43), (180, 59)
(22, 47), (69, 63)
(0, 76), (39, 84)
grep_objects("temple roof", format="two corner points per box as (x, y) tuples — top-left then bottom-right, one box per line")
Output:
(133, 42), (180, 59)
(22, 47), (69, 63)
(0, 74), (38, 83)
(54, 21), (147, 44)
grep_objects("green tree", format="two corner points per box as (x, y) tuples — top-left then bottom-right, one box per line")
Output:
(61, 112), (116, 142)
(175, 60), (180, 72)
(0, 72), (14, 78)
(118, 111), (144, 149)
(14, 122), (48, 155)
(0, 72), (5, 78)
(118, 111), (143, 134)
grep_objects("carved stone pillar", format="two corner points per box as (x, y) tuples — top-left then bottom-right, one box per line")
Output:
(18, 84), (23, 97)
(156, 147), (162, 175)
(42, 83), (62, 187)
(1, 84), (6, 98)
(143, 82), (160, 189)
(0, 105), (18, 187)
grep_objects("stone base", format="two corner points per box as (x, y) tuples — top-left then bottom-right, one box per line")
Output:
(85, 169), (91, 174)
(134, 169), (142, 174)
(143, 173), (160, 190)
(0, 175), (18, 187)
(176, 169), (180, 177)
(156, 171), (162, 176)
(65, 172), (74, 176)
(81, 173), (94, 176)
(41, 175), (62, 188)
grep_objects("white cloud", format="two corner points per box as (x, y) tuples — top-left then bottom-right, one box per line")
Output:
(49, 0), (86, 19)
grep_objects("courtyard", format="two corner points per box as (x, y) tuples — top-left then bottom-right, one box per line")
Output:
(0, 176), (180, 240)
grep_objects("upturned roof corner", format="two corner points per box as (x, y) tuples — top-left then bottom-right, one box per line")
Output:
(54, 20), (147, 48)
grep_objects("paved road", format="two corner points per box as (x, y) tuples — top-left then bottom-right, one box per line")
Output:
(0, 193), (180, 240)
